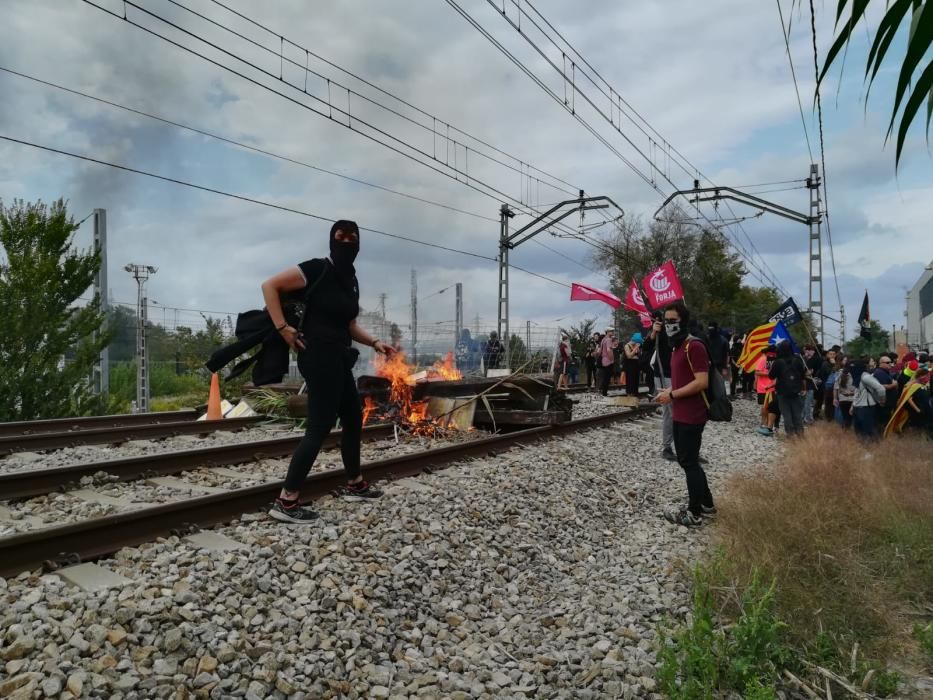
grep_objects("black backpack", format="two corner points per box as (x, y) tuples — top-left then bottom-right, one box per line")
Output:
(685, 338), (733, 422)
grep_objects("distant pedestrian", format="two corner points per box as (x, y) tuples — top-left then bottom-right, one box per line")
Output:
(817, 346), (839, 420)
(556, 333), (571, 389)
(484, 332), (504, 371)
(643, 313), (676, 460)
(850, 358), (886, 441)
(623, 333), (643, 398)
(873, 354), (899, 427)
(585, 332), (600, 388)
(755, 346), (780, 436)
(729, 333), (744, 397)
(598, 329), (616, 396)
(769, 340), (807, 436)
(802, 345), (821, 424)
(834, 358), (856, 429)
(656, 301), (715, 527)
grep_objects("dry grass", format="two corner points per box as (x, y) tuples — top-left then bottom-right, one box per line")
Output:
(713, 424), (933, 666)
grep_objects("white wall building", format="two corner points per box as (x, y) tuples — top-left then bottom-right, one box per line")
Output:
(905, 261), (933, 353)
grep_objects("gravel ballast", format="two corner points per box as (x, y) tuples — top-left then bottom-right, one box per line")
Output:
(1, 399), (769, 698)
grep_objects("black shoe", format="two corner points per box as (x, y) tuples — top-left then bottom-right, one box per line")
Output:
(269, 498), (319, 524)
(663, 506), (703, 527)
(341, 480), (383, 501)
(698, 455), (709, 465)
(701, 504), (718, 517)
(662, 447), (677, 462)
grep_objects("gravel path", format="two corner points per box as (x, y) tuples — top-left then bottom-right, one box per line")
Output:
(0, 400), (767, 699)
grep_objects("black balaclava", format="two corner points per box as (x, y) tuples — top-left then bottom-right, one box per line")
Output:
(329, 219), (360, 274)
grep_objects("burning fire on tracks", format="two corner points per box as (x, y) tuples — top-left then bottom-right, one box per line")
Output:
(362, 352), (466, 434)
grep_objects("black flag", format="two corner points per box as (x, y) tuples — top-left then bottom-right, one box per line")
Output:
(857, 291), (872, 340)
(768, 297), (803, 327)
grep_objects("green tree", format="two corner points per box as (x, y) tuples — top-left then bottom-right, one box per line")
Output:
(0, 199), (108, 420)
(591, 209), (773, 331)
(819, 0), (933, 166)
(843, 320), (891, 358)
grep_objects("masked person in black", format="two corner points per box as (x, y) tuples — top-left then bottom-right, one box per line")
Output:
(261, 220), (395, 524)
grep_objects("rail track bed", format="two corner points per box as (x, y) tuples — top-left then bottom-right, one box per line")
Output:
(0, 405), (656, 577)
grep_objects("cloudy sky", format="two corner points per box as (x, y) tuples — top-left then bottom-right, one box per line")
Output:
(1, 0), (930, 350)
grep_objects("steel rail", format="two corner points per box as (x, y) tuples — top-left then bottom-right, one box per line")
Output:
(0, 424), (397, 500)
(0, 417), (265, 457)
(0, 407), (656, 577)
(0, 410), (200, 438)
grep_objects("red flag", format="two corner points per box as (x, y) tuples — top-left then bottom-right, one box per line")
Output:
(570, 282), (622, 309)
(624, 279), (652, 328)
(641, 260), (684, 308)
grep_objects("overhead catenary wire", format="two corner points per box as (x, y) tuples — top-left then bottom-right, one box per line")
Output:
(0, 134), (497, 262)
(478, 0), (794, 296)
(74, 0), (615, 275)
(456, 0), (792, 297)
(808, 0), (842, 311)
(776, 0), (816, 162)
(1, 134), (590, 299)
(0, 65), (499, 224)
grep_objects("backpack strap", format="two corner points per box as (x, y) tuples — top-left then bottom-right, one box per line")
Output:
(295, 259), (331, 330)
(683, 338), (711, 409)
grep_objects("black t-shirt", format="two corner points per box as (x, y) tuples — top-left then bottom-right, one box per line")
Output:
(873, 368), (898, 408)
(297, 258), (359, 347)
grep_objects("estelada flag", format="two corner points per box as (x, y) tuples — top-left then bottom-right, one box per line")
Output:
(736, 321), (778, 372)
(624, 279), (653, 328)
(884, 382), (921, 437)
(569, 282), (622, 309)
(641, 260), (684, 308)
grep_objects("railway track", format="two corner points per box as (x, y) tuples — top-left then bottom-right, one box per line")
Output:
(0, 423), (396, 500)
(0, 416), (266, 456)
(0, 405), (657, 577)
(0, 409), (200, 437)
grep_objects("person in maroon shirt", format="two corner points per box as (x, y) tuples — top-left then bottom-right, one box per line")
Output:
(655, 301), (716, 526)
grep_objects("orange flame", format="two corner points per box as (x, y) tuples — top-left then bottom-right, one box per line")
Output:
(364, 351), (462, 430)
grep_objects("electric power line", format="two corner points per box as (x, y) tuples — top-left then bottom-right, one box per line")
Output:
(0, 134), (496, 262)
(0, 65), (499, 224)
(75, 0), (616, 275)
(808, 0), (842, 311)
(456, 0), (792, 297)
(776, 0), (816, 162)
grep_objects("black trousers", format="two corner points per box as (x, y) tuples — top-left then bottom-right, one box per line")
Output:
(585, 359), (597, 387)
(284, 346), (362, 491)
(599, 363), (612, 396)
(623, 359), (640, 396)
(672, 421), (713, 516)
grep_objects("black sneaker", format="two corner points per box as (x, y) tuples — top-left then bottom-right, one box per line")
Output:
(662, 447), (677, 462)
(701, 504), (718, 517)
(341, 480), (383, 502)
(663, 506), (704, 527)
(269, 498), (319, 524)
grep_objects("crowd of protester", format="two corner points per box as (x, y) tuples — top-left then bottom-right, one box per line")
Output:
(577, 305), (931, 527)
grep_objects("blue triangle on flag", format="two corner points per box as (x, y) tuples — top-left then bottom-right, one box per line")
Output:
(768, 321), (799, 354)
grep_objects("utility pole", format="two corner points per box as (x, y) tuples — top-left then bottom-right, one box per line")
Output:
(454, 283), (463, 352)
(125, 264), (157, 412)
(378, 292), (388, 346)
(840, 305), (846, 353)
(410, 269), (418, 365)
(526, 320), (531, 359)
(91, 209), (109, 398)
(497, 192), (622, 369)
(497, 204), (514, 367)
(807, 163), (825, 347)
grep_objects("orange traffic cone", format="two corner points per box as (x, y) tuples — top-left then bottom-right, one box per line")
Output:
(206, 372), (223, 420)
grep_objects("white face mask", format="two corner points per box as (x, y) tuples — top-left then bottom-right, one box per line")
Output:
(664, 321), (681, 337)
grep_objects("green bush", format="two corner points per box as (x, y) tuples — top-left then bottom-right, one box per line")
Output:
(658, 560), (788, 699)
